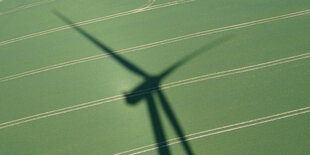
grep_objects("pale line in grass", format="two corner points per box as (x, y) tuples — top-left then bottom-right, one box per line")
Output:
(0, 8), (310, 83)
(116, 53), (310, 100)
(129, 109), (310, 155)
(0, 52), (309, 130)
(160, 54), (310, 90)
(115, 106), (310, 154)
(0, 96), (127, 130)
(137, 0), (156, 10)
(0, 0), (194, 46)
(0, 94), (123, 127)
(0, 0), (54, 16)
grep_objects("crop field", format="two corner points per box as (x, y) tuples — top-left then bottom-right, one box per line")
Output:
(0, 0), (310, 154)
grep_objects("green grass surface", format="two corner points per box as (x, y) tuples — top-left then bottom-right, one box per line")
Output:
(0, 0), (310, 154)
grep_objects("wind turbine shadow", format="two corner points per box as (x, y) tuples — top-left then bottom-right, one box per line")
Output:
(54, 11), (232, 155)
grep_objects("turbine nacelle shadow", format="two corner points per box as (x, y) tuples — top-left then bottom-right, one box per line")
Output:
(125, 76), (161, 104)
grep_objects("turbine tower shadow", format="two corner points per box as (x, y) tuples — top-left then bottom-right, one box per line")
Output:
(54, 11), (232, 155)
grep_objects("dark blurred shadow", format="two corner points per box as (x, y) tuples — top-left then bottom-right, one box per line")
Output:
(54, 10), (232, 155)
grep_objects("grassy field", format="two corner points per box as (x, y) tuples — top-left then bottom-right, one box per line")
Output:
(0, 0), (310, 154)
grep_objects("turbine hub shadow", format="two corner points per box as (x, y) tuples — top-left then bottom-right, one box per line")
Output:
(125, 76), (161, 105)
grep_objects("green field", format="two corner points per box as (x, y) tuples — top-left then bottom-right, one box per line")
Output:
(0, 0), (310, 154)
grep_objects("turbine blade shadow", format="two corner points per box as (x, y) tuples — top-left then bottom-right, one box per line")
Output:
(159, 35), (234, 79)
(53, 10), (149, 78)
(146, 94), (171, 155)
(157, 89), (194, 155)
